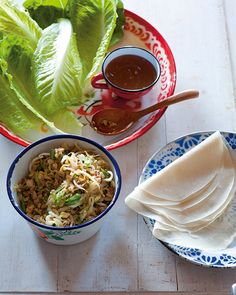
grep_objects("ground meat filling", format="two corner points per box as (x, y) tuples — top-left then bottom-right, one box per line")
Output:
(16, 144), (115, 227)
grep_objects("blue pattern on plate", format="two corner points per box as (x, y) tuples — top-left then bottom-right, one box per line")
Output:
(225, 133), (236, 149)
(141, 131), (236, 268)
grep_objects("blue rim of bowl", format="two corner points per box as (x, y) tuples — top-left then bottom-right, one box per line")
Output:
(102, 46), (161, 92)
(6, 134), (122, 231)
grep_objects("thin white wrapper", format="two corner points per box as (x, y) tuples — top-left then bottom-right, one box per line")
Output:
(125, 131), (236, 250)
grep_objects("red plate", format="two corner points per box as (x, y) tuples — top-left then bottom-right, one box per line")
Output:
(0, 10), (176, 150)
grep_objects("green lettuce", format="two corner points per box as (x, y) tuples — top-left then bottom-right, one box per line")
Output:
(110, 0), (124, 47)
(0, 36), (39, 109)
(0, 34), (83, 135)
(23, 0), (69, 29)
(50, 110), (83, 134)
(23, 0), (124, 47)
(24, 0), (68, 9)
(34, 18), (83, 115)
(0, 36), (64, 134)
(0, 58), (44, 140)
(68, 0), (118, 81)
(0, 0), (42, 50)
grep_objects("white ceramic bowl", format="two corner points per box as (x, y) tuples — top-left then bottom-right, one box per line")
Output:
(7, 135), (121, 245)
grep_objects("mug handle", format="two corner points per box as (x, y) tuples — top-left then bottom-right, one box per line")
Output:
(91, 73), (109, 90)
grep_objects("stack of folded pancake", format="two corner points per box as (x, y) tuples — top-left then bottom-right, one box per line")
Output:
(125, 132), (236, 250)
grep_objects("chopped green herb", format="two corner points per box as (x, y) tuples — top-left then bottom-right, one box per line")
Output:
(55, 190), (65, 205)
(101, 168), (110, 178)
(50, 149), (55, 159)
(84, 157), (92, 168)
(65, 193), (81, 206)
(50, 185), (65, 205)
(33, 171), (39, 185)
(37, 159), (45, 171)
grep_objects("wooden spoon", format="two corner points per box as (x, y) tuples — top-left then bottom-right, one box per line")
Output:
(91, 90), (199, 135)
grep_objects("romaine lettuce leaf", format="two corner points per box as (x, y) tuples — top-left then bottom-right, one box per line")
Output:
(0, 37), (64, 134)
(34, 18), (83, 115)
(0, 58), (62, 142)
(24, 0), (68, 9)
(109, 0), (124, 47)
(0, 0), (42, 50)
(23, 0), (69, 29)
(68, 0), (118, 81)
(0, 34), (82, 136)
(0, 58), (42, 140)
(0, 35), (38, 107)
(51, 110), (83, 134)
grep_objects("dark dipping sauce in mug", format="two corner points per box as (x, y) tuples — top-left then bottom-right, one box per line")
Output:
(105, 54), (157, 90)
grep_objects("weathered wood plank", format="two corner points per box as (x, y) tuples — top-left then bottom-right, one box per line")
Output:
(125, 0), (236, 139)
(162, 0), (236, 141)
(224, 0), (236, 110)
(0, 293), (229, 295)
(136, 121), (177, 292)
(176, 258), (236, 292)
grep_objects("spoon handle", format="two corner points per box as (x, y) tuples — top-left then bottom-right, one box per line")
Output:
(134, 90), (199, 119)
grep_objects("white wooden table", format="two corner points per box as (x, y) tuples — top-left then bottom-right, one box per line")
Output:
(1, 0), (236, 294)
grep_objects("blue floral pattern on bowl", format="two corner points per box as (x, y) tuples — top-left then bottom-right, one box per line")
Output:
(140, 131), (236, 268)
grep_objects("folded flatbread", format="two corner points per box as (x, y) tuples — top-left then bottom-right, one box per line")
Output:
(125, 131), (236, 250)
